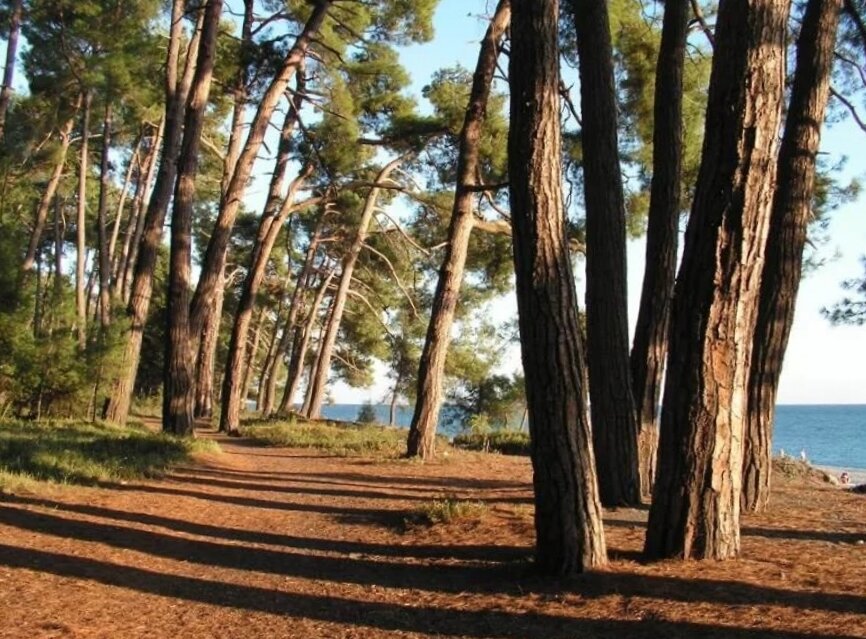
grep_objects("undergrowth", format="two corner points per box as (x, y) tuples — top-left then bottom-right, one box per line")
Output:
(453, 430), (530, 456)
(412, 495), (489, 525)
(0, 419), (218, 489)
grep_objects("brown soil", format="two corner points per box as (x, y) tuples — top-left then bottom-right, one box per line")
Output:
(1, 427), (864, 638)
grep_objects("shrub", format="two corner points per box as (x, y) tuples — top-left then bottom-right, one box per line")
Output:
(356, 402), (378, 424)
(453, 429), (530, 456)
(242, 416), (407, 457)
(414, 495), (488, 525)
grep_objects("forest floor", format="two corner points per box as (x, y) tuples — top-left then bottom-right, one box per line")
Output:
(0, 422), (864, 638)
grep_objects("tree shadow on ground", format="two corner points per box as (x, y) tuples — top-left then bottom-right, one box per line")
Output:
(0, 543), (858, 639)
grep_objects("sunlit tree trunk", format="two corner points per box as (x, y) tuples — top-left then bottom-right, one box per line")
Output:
(0, 0), (22, 142)
(644, 0), (790, 560)
(509, 0), (606, 575)
(742, 0), (840, 513)
(193, 264), (224, 419)
(629, 0), (690, 499)
(96, 101), (113, 329)
(406, 0), (511, 460)
(75, 90), (93, 349)
(163, 0), (222, 436)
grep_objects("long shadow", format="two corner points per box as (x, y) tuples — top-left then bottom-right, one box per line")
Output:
(2, 504), (865, 615)
(0, 544), (858, 639)
(291, 470), (529, 491)
(742, 526), (866, 545)
(3, 495), (530, 563)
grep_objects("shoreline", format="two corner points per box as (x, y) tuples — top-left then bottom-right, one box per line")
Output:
(815, 464), (866, 486)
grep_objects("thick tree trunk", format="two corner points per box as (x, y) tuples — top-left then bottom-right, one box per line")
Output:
(103, 3), (201, 425)
(189, 2), (332, 335)
(75, 91), (93, 349)
(96, 101), (113, 330)
(568, 0), (641, 507)
(0, 0), (22, 142)
(304, 158), (404, 419)
(163, 0), (222, 436)
(278, 267), (334, 415)
(508, 0), (606, 575)
(742, 0), (840, 513)
(629, 0), (690, 499)
(644, 0), (789, 561)
(193, 265), (225, 419)
(22, 109), (79, 273)
(406, 0), (511, 460)
(219, 102), (308, 433)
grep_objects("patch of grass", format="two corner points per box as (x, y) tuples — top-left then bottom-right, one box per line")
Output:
(242, 415), (410, 457)
(453, 430), (530, 456)
(0, 419), (218, 489)
(413, 495), (489, 525)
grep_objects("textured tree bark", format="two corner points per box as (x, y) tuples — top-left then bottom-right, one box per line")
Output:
(96, 102), (114, 330)
(629, 0), (690, 499)
(103, 3), (201, 425)
(22, 108), (79, 273)
(509, 0), (607, 575)
(742, 0), (840, 513)
(189, 1), (332, 336)
(0, 0), (22, 142)
(567, 0), (641, 507)
(304, 158), (404, 419)
(163, 0), (222, 436)
(193, 265), (225, 419)
(75, 90), (93, 349)
(644, 0), (790, 560)
(406, 0), (511, 460)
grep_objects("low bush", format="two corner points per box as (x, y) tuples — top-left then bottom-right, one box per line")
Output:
(453, 429), (530, 456)
(413, 495), (488, 525)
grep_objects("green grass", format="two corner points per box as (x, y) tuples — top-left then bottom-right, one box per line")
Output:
(241, 415), (411, 457)
(0, 419), (218, 489)
(413, 495), (489, 525)
(453, 430), (530, 456)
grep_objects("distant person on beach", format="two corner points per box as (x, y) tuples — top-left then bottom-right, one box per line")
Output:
(840, 472), (850, 485)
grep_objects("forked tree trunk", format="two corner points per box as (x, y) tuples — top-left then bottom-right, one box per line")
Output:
(0, 0), (22, 142)
(508, 0), (606, 575)
(742, 0), (840, 513)
(406, 0), (511, 460)
(75, 91), (93, 349)
(568, 0), (641, 507)
(644, 0), (790, 560)
(104, 3), (201, 425)
(163, 0), (222, 436)
(304, 157), (405, 419)
(96, 101), (113, 329)
(22, 106), (79, 273)
(629, 0), (690, 499)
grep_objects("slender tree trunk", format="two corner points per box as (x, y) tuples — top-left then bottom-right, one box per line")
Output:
(406, 0), (511, 459)
(193, 264), (225, 419)
(104, 3), (201, 425)
(239, 307), (265, 413)
(75, 90), (93, 349)
(742, 0), (840, 513)
(278, 267), (334, 415)
(629, 0), (690, 499)
(218, 100), (308, 432)
(257, 320), (281, 411)
(508, 0), (606, 575)
(53, 196), (64, 303)
(189, 1), (332, 335)
(0, 0), (22, 142)
(644, 0), (790, 561)
(163, 0), (223, 436)
(108, 130), (142, 280)
(302, 299), (334, 417)
(96, 101), (113, 330)
(567, 0), (641, 507)
(304, 157), (405, 419)
(22, 107), (79, 273)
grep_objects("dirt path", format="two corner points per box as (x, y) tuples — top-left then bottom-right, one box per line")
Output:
(1, 430), (864, 638)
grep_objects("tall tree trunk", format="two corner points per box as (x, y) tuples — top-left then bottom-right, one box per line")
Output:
(644, 0), (790, 561)
(96, 101), (113, 330)
(0, 0), (22, 142)
(103, 4), (201, 425)
(218, 96), (308, 433)
(508, 0), (606, 575)
(193, 264), (224, 419)
(75, 90), (93, 349)
(22, 107), (79, 273)
(257, 319), (282, 412)
(108, 129), (142, 278)
(278, 267), (334, 415)
(239, 307), (265, 413)
(629, 0), (690, 499)
(53, 196), (64, 303)
(163, 0), (223, 436)
(189, 1), (332, 335)
(304, 157), (405, 419)
(742, 0), (840, 513)
(406, 0), (511, 460)
(567, 0), (641, 507)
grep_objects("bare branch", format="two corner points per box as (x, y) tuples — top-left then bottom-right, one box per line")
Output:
(830, 86), (866, 132)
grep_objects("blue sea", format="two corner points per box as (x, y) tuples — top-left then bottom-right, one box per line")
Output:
(318, 403), (866, 471)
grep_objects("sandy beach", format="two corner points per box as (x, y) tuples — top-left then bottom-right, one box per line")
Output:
(817, 465), (866, 486)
